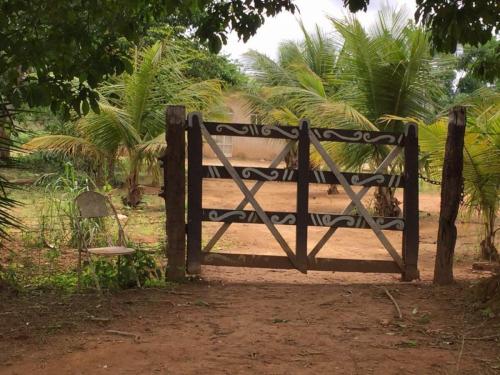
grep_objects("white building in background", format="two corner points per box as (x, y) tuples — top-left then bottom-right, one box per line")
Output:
(203, 93), (285, 161)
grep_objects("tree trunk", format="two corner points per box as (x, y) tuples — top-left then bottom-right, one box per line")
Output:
(151, 165), (160, 187)
(327, 184), (340, 195)
(434, 107), (466, 285)
(0, 107), (12, 161)
(480, 212), (498, 261)
(284, 142), (298, 169)
(374, 186), (401, 217)
(94, 164), (105, 188)
(0, 124), (10, 160)
(0, 101), (15, 160)
(124, 161), (142, 207)
(106, 156), (117, 186)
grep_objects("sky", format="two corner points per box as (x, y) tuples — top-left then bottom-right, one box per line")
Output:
(221, 0), (417, 62)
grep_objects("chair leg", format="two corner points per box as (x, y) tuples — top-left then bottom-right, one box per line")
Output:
(88, 255), (102, 295)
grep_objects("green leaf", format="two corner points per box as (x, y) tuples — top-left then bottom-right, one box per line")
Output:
(82, 99), (90, 115)
(89, 97), (100, 114)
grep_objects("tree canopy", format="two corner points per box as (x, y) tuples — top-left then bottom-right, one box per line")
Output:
(24, 41), (226, 206)
(346, 0), (499, 54)
(457, 38), (500, 94)
(2, 0), (497, 119)
(244, 9), (451, 216)
(0, 0), (294, 118)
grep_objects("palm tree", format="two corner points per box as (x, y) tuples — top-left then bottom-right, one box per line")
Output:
(244, 8), (450, 216)
(411, 88), (500, 261)
(25, 41), (225, 207)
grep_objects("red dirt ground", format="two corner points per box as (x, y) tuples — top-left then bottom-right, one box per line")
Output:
(1, 161), (499, 374)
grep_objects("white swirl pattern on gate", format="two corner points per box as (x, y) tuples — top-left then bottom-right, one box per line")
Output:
(322, 130), (363, 142)
(215, 124), (249, 135)
(208, 210), (246, 221)
(270, 214), (296, 225)
(261, 125), (299, 139)
(321, 215), (357, 227)
(241, 167), (280, 180)
(362, 133), (397, 143)
(310, 214), (357, 227)
(350, 174), (385, 185)
(319, 129), (401, 144)
(376, 218), (404, 230)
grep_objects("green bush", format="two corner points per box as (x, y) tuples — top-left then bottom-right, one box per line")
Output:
(82, 248), (163, 291)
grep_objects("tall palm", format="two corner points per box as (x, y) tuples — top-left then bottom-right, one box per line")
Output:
(25, 42), (225, 207)
(413, 88), (500, 260)
(244, 8), (450, 216)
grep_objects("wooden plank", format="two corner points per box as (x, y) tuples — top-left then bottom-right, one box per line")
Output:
(164, 105), (186, 281)
(204, 122), (404, 145)
(202, 165), (405, 188)
(434, 107), (466, 285)
(202, 209), (405, 231)
(296, 119), (310, 271)
(402, 123), (420, 281)
(201, 253), (400, 273)
(309, 258), (401, 273)
(204, 121), (299, 139)
(311, 128), (404, 145)
(187, 112), (203, 274)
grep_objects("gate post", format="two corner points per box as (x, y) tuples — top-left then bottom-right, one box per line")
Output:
(187, 112), (203, 274)
(296, 119), (310, 273)
(163, 105), (186, 281)
(402, 122), (419, 281)
(434, 106), (466, 285)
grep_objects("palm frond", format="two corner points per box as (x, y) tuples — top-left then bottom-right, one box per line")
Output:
(136, 132), (167, 156)
(175, 79), (227, 120)
(24, 135), (103, 160)
(77, 101), (140, 151)
(245, 9), (447, 172)
(417, 105), (500, 223)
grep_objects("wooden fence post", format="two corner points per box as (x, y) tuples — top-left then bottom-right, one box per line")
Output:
(402, 122), (419, 281)
(434, 106), (466, 285)
(163, 105), (186, 281)
(296, 119), (310, 273)
(187, 112), (203, 274)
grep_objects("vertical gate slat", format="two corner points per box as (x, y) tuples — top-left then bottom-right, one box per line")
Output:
(187, 112), (203, 274)
(296, 119), (310, 272)
(402, 122), (419, 281)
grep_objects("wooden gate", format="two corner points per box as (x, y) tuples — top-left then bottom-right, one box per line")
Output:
(161, 107), (419, 281)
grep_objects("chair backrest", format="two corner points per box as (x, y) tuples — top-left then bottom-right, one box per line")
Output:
(75, 191), (126, 247)
(75, 191), (110, 218)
